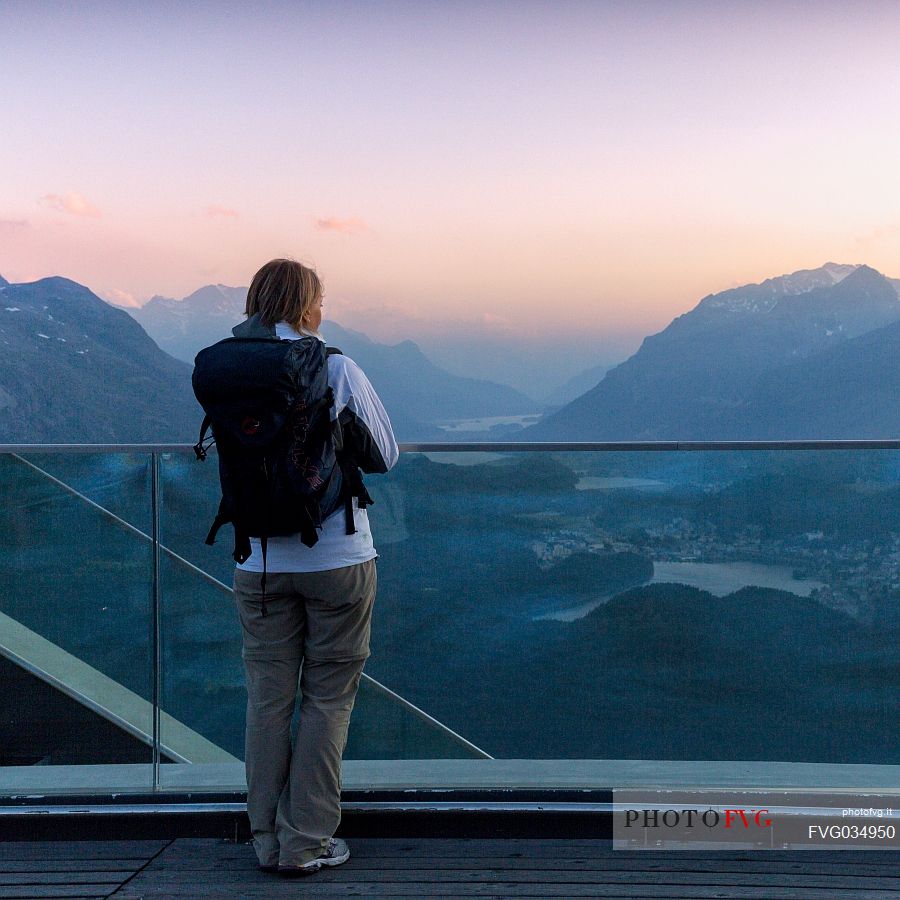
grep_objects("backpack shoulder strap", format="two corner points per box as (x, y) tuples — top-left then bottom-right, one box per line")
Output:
(326, 346), (342, 356)
(193, 413), (214, 460)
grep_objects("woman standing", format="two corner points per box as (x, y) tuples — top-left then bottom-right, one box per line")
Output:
(230, 258), (398, 876)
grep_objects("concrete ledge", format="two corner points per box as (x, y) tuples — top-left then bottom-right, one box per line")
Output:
(1, 758), (898, 798)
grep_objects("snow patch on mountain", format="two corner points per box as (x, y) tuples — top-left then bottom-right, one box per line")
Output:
(701, 263), (860, 314)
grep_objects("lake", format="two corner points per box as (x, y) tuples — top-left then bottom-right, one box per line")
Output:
(436, 414), (542, 432)
(574, 476), (669, 491)
(533, 560), (827, 622)
(421, 451), (510, 466)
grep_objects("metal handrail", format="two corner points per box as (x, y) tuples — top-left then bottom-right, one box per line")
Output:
(1, 439), (899, 453)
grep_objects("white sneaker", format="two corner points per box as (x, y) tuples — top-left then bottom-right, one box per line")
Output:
(278, 838), (350, 876)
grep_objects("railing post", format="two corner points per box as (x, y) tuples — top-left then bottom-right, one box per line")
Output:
(150, 451), (162, 790)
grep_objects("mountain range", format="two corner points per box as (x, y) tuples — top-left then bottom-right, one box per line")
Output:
(2, 261), (898, 444)
(527, 263), (900, 440)
(127, 284), (249, 363)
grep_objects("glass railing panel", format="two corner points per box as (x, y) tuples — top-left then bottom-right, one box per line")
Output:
(156, 451), (480, 792)
(375, 447), (899, 766)
(0, 451), (155, 795)
(3, 445), (896, 800)
(9, 450), (156, 533)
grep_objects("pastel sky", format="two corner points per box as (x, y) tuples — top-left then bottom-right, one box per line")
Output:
(2, 0), (899, 351)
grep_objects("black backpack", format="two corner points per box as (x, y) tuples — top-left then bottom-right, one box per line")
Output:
(191, 314), (372, 603)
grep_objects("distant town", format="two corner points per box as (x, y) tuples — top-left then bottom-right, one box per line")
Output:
(530, 511), (900, 622)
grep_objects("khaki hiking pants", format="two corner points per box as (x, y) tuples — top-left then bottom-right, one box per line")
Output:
(232, 559), (376, 868)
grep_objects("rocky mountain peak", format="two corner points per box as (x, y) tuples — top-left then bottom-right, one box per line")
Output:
(697, 262), (862, 315)
(830, 263), (897, 299)
(528, 260), (900, 441)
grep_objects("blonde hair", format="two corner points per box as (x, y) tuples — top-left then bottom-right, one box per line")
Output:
(245, 259), (323, 331)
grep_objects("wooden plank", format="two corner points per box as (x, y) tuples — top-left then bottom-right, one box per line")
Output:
(0, 841), (166, 861)
(0, 863), (137, 874)
(0, 888), (117, 899)
(0, 897), (107, 900)
(157, 838), (900, 862)
(150, 855), (900, 876)
(159, 850), (900, 871)
(119, 868), (900, 889)
(112, 882), (900, 899)
(118, 857), (900, 892)
(340, 837), (898, 854)
(0, 873), (125, 885)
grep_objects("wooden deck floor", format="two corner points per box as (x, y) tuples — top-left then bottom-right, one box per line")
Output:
(1, 838), (898, 898)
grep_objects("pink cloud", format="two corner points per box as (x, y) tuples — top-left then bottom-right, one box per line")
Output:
(313, 216), (369, 235)
(0, 218), (29, 233)
(102, 288), (140, 309)
(40, 192), (101, 218)
(204, 205), (239, 219)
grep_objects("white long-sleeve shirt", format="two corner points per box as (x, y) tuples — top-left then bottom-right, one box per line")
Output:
(236, 322), (399, 573)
